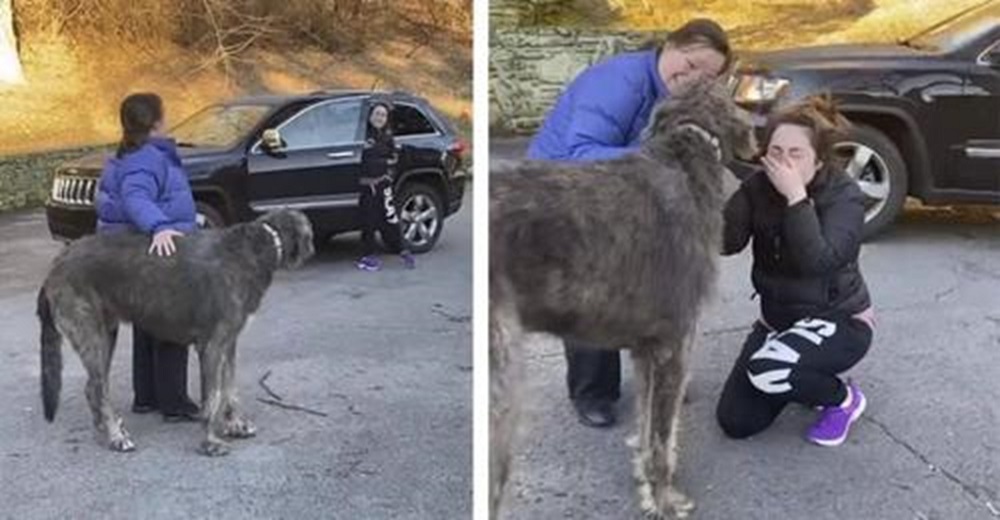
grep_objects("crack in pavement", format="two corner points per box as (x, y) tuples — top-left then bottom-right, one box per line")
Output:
(862, 415), (999, 517)
(702, 325), (753, 337)
(431, 303), (471, 323)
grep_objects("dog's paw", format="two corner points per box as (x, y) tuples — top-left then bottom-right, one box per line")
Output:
(199, 440), (231, 457)
(223, 418), (257, 439)
(638, 484), (695, 520)
(108, 436), (136, 453)
(107, 431), (136, 453)
(665, 487), (695, 519)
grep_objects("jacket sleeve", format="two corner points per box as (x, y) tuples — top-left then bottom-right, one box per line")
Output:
(722, 183), (752, 256)
(563, 72), (643, 161)
(120, 168), (171, 235)
(782, 181), (865, 275)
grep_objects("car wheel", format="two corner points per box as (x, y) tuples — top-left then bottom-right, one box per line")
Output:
(195, 201), (227, 229)
(834, 123), (908, 240)
(397, 182), (443, 254)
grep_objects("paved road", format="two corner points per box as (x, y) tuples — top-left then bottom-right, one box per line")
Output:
(492, 138), (1000, 520)
(0, 192), (472, 520)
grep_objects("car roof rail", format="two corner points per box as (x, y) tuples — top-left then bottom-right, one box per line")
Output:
(308, 88), (370, 97)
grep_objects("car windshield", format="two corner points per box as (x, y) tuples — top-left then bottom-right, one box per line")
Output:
(170, 104), (272, 148)
(905, 1), (1000, 51)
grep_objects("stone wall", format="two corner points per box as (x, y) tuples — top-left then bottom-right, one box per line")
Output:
(0, 147), (99, 212)
(490, 0), (569, 28)
(490, 28), (656, 134)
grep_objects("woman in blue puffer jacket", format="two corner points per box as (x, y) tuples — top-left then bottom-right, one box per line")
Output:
(527, 19), (733, 429)
(94, 92), (199, 422)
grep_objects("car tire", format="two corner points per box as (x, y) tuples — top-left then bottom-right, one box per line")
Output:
(195, 201), (227, 229)
(396, 182), (444, 254)
(834, 124), (908, 240)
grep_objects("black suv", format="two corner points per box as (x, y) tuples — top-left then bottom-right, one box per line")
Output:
(731, 1), (1000, 238)
(45, 90), (468, 252)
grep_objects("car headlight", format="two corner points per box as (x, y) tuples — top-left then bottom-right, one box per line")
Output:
(733, 75), (790, 103)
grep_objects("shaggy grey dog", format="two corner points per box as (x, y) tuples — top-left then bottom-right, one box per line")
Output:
(490, 80), (756, 519)
(37, 210), (314, 456)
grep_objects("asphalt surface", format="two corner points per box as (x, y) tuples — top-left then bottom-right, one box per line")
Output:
(492, 138), (1000, 520)
(0, 191), (472, 519)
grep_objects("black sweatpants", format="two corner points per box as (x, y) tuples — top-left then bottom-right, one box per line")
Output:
(716, 316), (872, 439)
(564, 340), (621, 403)
(360, 180), (404, 256)
(132, 327), (192, 414)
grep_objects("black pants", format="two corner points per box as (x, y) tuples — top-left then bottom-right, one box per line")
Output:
(564, 340), (621, 403)
(716, 316), (872, 439)
(360, 180), (404, 256)
(132, 327), (192, 414)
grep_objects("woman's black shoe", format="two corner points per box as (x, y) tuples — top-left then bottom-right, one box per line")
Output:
(572, 399), (616, 428)
(131, 402), (158, 414)
(162, 399), (201, 423)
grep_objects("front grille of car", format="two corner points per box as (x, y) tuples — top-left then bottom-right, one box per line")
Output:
(51, 175), (97, 206)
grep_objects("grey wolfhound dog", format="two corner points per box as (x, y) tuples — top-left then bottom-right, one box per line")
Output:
(38, 210), (314, 456)
(490, 80), (755, 519)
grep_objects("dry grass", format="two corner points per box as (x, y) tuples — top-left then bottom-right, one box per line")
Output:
(0, 0), (471, 155)
(513, 0), (988, 50)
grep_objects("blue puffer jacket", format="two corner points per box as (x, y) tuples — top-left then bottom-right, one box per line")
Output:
(527, 49), (669, 161)
(95, 137), (197, 235)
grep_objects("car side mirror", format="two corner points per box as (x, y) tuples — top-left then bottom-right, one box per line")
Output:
(261, 128), (285, 152)
(983, 48), (1000, 67)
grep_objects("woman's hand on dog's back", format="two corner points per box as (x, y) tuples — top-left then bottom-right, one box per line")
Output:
(149, 229), (185, 257)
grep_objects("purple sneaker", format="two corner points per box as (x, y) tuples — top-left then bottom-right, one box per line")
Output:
(807, 380), (866, 447)
(356, 255), (382, 272)
(401, 252), (416, 270)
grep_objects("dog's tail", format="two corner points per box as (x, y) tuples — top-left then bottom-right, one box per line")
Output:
(37, 287), (62, 422)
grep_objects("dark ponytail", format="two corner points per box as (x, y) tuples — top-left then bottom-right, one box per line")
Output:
(116, 93), (164, 158)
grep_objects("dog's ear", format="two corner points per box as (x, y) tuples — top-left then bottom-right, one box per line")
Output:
(642, 96), (686, 142)
(284, 210), (315, 269)
(643, 77), (726, 142)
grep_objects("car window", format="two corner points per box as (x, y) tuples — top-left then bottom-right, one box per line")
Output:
(392, 105), (438, 137)
(281, 100), (363, 149)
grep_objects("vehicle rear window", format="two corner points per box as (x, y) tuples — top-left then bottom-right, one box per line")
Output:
(392, 105), (439, 137)
(281, 100), (364, 149)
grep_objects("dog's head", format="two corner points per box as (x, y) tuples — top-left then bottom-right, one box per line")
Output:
(257, 210), (315, 269)
(643, 77), (757, 163)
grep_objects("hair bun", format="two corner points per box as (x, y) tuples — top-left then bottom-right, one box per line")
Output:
(805, 94), (850, 134)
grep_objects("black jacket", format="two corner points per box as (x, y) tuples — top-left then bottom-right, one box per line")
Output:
(360, 128), (398, 183)
(723, 167), (871, 329)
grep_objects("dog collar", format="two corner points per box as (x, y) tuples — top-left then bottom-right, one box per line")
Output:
(261, 222), (283, 264)
(676, 123), (722, 161)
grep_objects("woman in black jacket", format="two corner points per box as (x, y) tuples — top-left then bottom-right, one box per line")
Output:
(716, 96), (875, 446)
(356, 101), (415, 271)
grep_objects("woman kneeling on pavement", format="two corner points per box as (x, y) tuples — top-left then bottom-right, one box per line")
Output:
(716, 95), (876, 447)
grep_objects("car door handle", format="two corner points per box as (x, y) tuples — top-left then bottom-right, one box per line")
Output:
(326, 151), (354, 159)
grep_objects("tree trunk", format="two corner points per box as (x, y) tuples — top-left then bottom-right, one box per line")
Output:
(0, 0), (23, 84)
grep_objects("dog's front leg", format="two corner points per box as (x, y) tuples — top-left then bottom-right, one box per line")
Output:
(220, 340), (256, 440)
(631, 331), (696, 520)
(196, 340), (230, 456)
